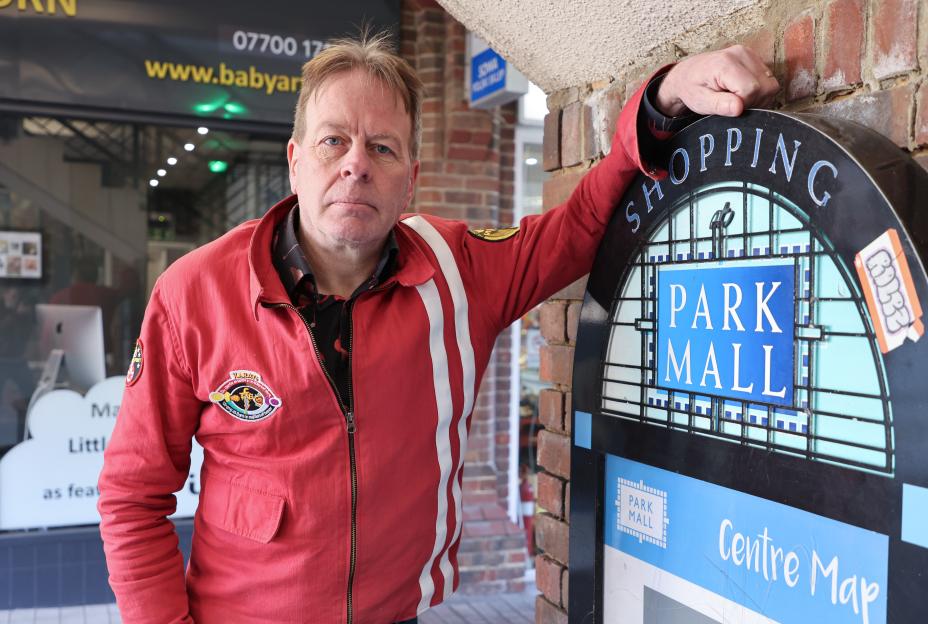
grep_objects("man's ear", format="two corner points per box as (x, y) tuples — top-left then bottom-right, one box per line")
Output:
(404, 160), (420, 210)
(286, 139), (300, 195)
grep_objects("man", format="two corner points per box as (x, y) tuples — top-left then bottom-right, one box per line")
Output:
(98, 33), (777, 624)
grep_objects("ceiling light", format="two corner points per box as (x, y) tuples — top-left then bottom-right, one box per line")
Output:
(167, 157), (178, 166)
(197, 126), (209, 135)
(208, 160), (229, 174)
(157, 169), (167, 177)
(149, 179), (159, 187)
(525, 157), (538, 166)
(184, 143), (195, 151)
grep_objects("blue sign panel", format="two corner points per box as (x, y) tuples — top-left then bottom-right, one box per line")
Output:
(604, 455), (889, 624)
(656, 260), (795, 406)
(470, 47), (506, 103)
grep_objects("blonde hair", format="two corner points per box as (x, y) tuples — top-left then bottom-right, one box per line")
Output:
(291, 31), (423, 159)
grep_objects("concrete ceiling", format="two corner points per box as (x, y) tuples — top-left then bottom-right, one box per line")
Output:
(436, 0), (770, 93)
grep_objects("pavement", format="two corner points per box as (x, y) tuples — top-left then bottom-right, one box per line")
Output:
(0, 586), (536, 623)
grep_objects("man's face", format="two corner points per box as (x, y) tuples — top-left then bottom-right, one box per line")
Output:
(287, 70), (419, 251)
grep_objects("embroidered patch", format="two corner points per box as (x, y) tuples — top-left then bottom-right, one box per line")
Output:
(125, 340), (144, 387)
(209, 370), (282, 422)
(468, 226), (519, 242)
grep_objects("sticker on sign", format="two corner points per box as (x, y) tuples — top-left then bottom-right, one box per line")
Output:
(854, 228), (924, 353)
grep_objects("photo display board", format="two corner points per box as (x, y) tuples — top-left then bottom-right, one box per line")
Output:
(569, 111), (928, 624)
(0, 230), (41, 279)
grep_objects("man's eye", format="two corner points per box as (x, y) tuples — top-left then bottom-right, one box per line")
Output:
(373, 144), (393, 155)
(323, 137), (343, 146)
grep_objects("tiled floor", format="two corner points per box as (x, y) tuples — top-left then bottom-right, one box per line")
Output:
(0, 587), (536, 623)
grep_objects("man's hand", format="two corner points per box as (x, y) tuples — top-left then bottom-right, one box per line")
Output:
(655, 45), (780, 118)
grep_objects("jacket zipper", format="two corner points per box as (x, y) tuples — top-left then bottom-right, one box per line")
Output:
(264, 301), (358, 624)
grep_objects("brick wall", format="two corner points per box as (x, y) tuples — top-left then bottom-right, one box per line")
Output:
(534, 0), (927, 620)
(400, 0), (526, 594)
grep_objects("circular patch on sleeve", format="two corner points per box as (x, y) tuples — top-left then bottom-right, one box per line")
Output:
(125, 339), (144, 387)
(467, 226), (520, 242)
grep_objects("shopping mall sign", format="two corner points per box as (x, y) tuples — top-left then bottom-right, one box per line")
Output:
(0, 0), (399, 128)
(570, 110), (928, 623)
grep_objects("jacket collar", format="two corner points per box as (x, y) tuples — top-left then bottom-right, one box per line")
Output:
(248, 195), (434, 319)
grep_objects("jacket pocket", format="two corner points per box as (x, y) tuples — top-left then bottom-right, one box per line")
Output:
(200, 478), (285, 543)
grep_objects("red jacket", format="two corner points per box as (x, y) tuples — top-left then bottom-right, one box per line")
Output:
(97, 80), (652, 624)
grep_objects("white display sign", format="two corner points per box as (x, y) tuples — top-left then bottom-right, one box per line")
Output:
(0, 376), (203, 530)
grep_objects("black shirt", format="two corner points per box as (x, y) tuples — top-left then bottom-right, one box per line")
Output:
(271, 206), (398, 411)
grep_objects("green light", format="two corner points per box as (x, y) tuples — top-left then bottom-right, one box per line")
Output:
(193, 97), (226, 114)
(223, 101), (247, 115)
(208, 160), (229, 174)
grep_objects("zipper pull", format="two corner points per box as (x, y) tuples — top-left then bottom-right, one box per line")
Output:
(346, 411), (356, 434)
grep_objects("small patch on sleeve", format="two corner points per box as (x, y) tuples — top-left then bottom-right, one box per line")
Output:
(125, 340), (144, 387)
(467, 226), (520, 242)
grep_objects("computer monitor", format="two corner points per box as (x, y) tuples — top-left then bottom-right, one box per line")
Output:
(35, 304), (106, 392)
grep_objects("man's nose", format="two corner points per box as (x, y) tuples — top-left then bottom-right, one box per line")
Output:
(340, 143), (372, 181)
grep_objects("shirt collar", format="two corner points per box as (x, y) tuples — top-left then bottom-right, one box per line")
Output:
(271, 204), (399, 305)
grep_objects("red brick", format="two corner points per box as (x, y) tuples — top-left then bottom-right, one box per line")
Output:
(444, 190), (482, 205)
(537, 429), (571, 479)
(560, 102), (583, 167)
(539, 389), (565, 433)
(535, 513), (570, 565)
(566, 301), (581, 344)
(543, 111), (561, 171)
(593, 84), (624, 155)
(565, 482), (571, 517)
(813, 84), (914, 148)
(418, 174), (464, 188)
(871, 0), (918, 80)
(449, 129), (471, 143)
(916, 81), (928, 147)
(784, 13), (816, 101)
(539, 344), (574, 386)
(741, 29), (775, 67)
(580, 103), (597, 161)
(535, 555), (564, 607)
(447, 145), (489, 161)
(540, 301), (567, 345)
(535, 595), (568, 624)
(537, 472), (565, 518)
(822, 0), (864, 91)
(542, 168), (586, 212)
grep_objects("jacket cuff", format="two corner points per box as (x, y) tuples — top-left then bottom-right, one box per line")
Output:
(611, 64), (680, 180)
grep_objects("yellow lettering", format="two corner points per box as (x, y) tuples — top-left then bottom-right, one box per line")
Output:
(19, 0), (44, 13)
(0, 0), (76, 15)
(50, 0), (76, 16)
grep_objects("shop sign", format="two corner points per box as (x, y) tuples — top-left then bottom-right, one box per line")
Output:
(467, 33), (528, 109)
(0, 377), (202, 530)
(570, 110), (928, 623)
(0, 0), (400, 127)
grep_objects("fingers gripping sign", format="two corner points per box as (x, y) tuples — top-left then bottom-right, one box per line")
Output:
(656, 45), (780, 118)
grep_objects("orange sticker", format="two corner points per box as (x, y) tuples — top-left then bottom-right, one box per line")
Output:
(854, 229), (924, 354)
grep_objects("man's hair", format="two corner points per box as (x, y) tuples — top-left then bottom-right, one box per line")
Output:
(291, 31), (424, 159)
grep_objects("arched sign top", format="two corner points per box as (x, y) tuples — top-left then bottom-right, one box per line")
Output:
(570, 111), (928, 624)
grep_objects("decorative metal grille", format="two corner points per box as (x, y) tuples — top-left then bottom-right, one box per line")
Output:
(601, 181), (894, 475)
